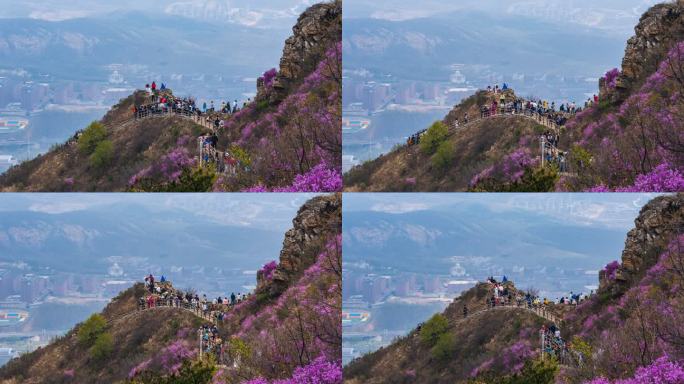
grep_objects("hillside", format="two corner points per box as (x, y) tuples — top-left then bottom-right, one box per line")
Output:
(344, 193), (684, 384)
(0, 193), (342, 384)
(344, 282), (562, 384)
(344, 90), (556, 192)
(0, 1), (342, 192)
(344, 1), (684, 193)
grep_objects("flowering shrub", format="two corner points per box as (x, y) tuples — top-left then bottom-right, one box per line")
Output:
(604, 68), (620, 90)
(216, 41), (341, 191)
(603, 261), (620, 281)
(471, 149), (538, 187)
(260, 261), (277, 281)
(128, 339), (197, 378)
(129, 146), (196, 187)
(243, 163), (342, 192)
(585, 356), (684, 384)
(214, 235), (342, 381)
(568, 41), (684, 191)
(243, 356), (342, 384)
(262, 69), (278, 89)
(587, 163), (684, 192)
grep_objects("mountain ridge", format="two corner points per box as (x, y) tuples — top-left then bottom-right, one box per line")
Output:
(0, 193), (342, 384)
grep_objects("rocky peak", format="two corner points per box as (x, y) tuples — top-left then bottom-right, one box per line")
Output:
(256, 193), (341, 296)
(599, 193), (684, 296)
(601, 1), (684, 103)
(257, 0), (341, 102)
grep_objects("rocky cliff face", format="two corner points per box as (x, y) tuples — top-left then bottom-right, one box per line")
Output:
(257, 0), (341, 102)
(599, 193), (684, 297)
(601, 1), (684, 103)
(257, 193), (342, 296)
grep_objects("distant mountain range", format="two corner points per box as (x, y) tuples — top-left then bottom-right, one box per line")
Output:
(343, 10), (626, 81)
(343, 203), (627, 275)
(0, 12), (289, 80)
(0, 204), (283, 273)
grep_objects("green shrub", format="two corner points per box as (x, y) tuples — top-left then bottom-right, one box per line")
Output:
(132, 166), (217, 193)
(90, 140), (114, 169)
(229, 338), (252, 362)
(229, 145), (252, 168)
(432, 141), (455, 171)
(256, 99), (270, 112)
(510, 166), (559, 192)
(78, 122), (107, 155)
(77, 314), (106, 346)
(494, 357), (558, 384)
(130, 358), (217, 384)
(471, 166), (558, 192)
(420, 121), (449, 155)
(431, 332), (455, 361)
(420, 314), (449, 346)
(570, 146), (593, 171)
(90, 332), (113, 360)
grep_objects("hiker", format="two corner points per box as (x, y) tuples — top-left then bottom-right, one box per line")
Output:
(151, 81), (157, 91)
(463, 305), (468, 318)
(464, 112), (469, 124)
(160, 275), (166, 283)
(145, 274), (155, 293)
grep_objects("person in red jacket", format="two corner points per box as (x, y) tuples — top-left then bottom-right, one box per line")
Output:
(151, 81), (157, 91)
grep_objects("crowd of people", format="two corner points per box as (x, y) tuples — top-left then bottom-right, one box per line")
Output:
(406, 84), (582, 150)
(129, 82), (254, 175)
(138, 275), (252, 324)
(541, 130), (569, 172)
(406, 129), (428, 147)
(199, 324), (224, 361)
(197, 134), (241, 174)
(132, 81), (248, 129)
(541, 323), (568, 360)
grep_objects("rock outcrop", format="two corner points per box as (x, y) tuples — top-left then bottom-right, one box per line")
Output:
(599, 193), (684, 297)
(601, 1), (684, 103)
(256, 193), (341, 296)
(257, 0), (341, 103)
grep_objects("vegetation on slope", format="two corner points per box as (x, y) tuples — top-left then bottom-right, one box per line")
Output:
(344, 2), (684, 193)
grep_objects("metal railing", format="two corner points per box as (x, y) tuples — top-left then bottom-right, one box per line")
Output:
(133, 107), (221, 131)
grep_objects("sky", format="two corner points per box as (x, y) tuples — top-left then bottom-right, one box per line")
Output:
(0, 193), (319, 231)
(344, 0), (662, 35)
(0, 0), (317, 27)
(344, 193), (665, 231)
(343, 193), (670, 299)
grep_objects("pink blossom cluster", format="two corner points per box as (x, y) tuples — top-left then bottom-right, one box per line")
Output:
(587, 163), (684, 192)
(129, 145), (196, 187)
(128, 338), (197, 378)
(262, 69), (278, 89)
(470, 148), (537, 187)
(571, 41), (684, 191)
(216, 236), (341, 381)
(217, 42), (341, 191)
(585, 356), (684, 384)
(259, 261), (278, 281)
(602, 261), (620, 281)
(604, 68), (620, 90)
(244, 163), (342, 192)
(242, 356), (342, 384)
